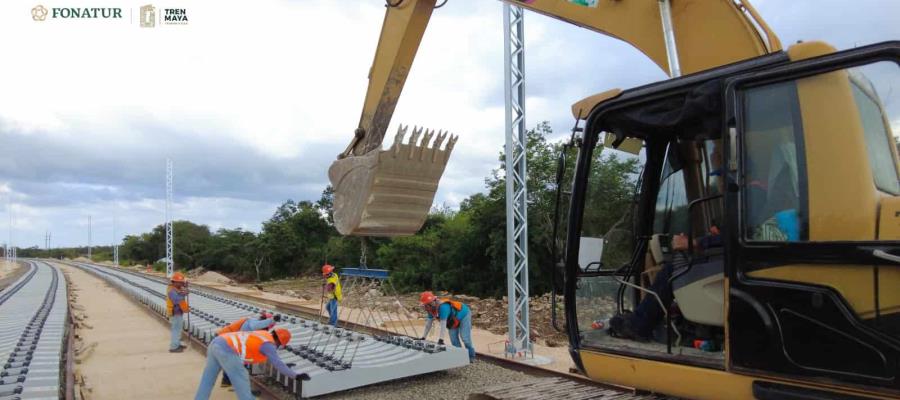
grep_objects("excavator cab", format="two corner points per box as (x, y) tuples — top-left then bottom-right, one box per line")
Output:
(562, 41), (900, 398)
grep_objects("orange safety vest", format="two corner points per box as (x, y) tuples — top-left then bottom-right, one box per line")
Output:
(165, 285), (189, 317)
(218, 318), (248, 335)
(221, 331), (275, 364)
(428, 298), (463, 329)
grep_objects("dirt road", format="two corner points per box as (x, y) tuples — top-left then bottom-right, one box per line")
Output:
(58, 262), (235, 400)
(0, 260), (26, 290)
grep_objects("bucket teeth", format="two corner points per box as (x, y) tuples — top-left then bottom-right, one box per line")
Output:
(432, 131), (447, 149)
(392, 125), (408, 157)
(407, 127), (423, 159)
(387, 124), (458, 163)
(418, 129), (434, 160)
(446, 134), (458, 153)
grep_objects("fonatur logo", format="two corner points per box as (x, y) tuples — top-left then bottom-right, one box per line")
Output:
(31, 5), (48, 21)
(32, 5), (123, 21)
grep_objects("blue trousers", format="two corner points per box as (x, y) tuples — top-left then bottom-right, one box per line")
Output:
(170, 313), (184, 350)
(448, 313), (476, 362)
(326, 299), (338, 326)
(630, 263), (675, 338)
(195, 340), (254, 400)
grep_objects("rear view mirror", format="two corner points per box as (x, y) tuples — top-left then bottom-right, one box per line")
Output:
(603, 132), (643, 155)
(578, 236), (605, 270)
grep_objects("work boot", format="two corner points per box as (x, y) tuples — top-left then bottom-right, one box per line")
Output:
(608, 313), (649, 342)
(168, 347), (184, 353)
(251, 389), (262, 396)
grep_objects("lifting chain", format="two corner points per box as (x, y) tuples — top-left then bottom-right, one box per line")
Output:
(359, 238), (367, 268)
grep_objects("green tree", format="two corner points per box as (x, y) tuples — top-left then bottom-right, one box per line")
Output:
(257, 200), (332, 277)
(200, 228), (258, 278)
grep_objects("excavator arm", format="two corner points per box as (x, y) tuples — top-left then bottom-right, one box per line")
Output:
(330, 0), (781, 237)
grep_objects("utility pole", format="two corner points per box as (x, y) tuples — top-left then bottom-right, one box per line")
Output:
(88, 215), (92, 260)
(503, 3), (530, 357)
(165, 158), (174, 278)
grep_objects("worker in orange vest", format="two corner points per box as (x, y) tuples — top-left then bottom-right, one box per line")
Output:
(419, 291), (475, 362)
(217, 311), (282, 388)
(166, 272), (190, 353)
(194, 328), (308, 400)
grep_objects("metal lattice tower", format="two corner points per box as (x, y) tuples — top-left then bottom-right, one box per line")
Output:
(113, 216), (119, 266)
(503, 3), (530, 355)
(87, 215), (92, 260)
(6, 197), (11, 263)
(165, 159), (174, 278)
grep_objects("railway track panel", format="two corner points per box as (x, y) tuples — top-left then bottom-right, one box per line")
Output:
(0, 260), (68, 400)
(70, 262), (469, 398)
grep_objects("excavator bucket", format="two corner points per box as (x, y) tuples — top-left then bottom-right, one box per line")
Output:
(329, 125), (457, 237)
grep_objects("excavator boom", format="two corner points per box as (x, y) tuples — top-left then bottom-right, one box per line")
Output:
(330, 0), (781, 237)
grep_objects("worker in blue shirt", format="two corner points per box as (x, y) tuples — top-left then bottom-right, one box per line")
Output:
(418, 291), (475, 363)
(194, 329), (309, 400)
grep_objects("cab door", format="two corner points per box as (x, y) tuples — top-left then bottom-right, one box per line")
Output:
(724, 42), (900, 395)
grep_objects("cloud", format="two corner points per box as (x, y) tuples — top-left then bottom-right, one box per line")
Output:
(1, 0), (898, 247)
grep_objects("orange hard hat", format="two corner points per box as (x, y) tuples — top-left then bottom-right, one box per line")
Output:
(419, 291), (437, 305)
(321, 264), (334, 276)
(171, 272), (186, 283)
(273, 328), (292, 347)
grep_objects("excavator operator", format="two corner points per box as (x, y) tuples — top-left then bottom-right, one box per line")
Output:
(609, 227), (721, 341)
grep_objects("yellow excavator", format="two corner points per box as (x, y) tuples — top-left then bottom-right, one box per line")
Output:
(329, 1), (900, 398)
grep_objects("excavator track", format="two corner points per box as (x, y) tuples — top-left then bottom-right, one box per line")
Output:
(469, 377), (658, 400)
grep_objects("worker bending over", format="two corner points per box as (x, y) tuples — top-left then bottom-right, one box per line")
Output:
(322, 264), (342, 326)
(419, 291), (475, 363)
(166, 272), (190, 353)
(194, 328), (308, 400)
(217, 312), (283, 388)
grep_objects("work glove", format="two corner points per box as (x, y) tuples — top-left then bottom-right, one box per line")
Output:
(286, 363), (296, 368)
(417, 337), (426, 341)
(437, 339), (444, 345)
(273, 314), (282, 322)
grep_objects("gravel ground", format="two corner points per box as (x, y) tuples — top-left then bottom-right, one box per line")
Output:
(315, 361), (531, 400)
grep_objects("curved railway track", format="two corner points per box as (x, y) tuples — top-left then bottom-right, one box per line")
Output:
(0, 260), (68, 400)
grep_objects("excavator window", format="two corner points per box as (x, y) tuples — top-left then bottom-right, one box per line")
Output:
(740, 61), (900, 243)
(741, 80), (805, 241)
(851, 73), (900, 195)
(577, 132), (727, 367)
(652, 144), (689, 239)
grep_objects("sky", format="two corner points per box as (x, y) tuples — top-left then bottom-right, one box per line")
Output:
(0, 0), (898, 248)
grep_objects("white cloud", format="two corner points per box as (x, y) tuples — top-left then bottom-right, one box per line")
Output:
(1, 0), (898, 247)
